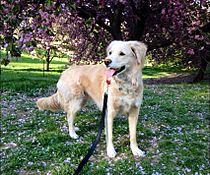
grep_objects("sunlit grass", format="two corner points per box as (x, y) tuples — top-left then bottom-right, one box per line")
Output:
(1, 56), (68, 70)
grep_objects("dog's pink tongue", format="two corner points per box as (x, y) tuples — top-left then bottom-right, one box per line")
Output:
(106, 69), (116, 78)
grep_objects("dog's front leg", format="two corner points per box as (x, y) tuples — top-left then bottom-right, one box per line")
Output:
(128, 107), (145, 157)
(106, 109), (117, 158)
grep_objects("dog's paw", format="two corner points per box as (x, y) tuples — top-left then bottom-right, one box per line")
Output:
(131, 146), (145, 157)
(69, 131), (79, 139)
(107, 146), (117, 158)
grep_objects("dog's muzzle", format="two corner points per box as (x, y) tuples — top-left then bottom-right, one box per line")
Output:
(106, 66), (126, 77)
(104, 58), (126, 77)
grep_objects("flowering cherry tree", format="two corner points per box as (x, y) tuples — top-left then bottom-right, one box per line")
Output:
(0, 0), (209, 81)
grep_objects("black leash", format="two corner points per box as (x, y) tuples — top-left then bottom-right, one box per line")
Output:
(73, 93), (108, 175)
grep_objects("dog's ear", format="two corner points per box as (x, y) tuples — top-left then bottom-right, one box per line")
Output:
(129, 41), (147, 66)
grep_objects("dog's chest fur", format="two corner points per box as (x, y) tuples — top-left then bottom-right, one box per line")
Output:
(108, 77), (143, 114)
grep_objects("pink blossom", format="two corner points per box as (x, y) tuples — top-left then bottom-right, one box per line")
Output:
(195, 35), (204, 41)
(161, 9), (166, 15)
(187, 49), (195, 55)
(192, 20), (200, 26)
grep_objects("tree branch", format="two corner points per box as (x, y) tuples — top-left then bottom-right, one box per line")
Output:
(75, 5), (112, 35)
(200, 22), (210, 33)
(109, 3), (124, 40)
(146, 39), (172, 51)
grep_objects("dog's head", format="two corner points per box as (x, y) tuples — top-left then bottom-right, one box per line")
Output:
(104, 41), (147, 77)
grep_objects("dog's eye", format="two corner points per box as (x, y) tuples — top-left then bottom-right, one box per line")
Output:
(119, 52), (125, 56)
(109, 51), (112, 55)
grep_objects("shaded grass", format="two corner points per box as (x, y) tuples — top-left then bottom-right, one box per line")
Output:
(143, 63), (192, 79)
(1, 52), (66, 95)
(1, 53), (209, 174)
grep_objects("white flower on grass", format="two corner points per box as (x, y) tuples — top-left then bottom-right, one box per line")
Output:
(28, 161), (33, 166)
(64, 141), (72, 146)
(42, 161), (47, 167)
(47, 171), (52, 175)
(64, 157), (71, 163)
(152, 172), (161, 175)
(4, 142), (17, 149)
(135, 162), (146, 175)
(184, 167), (191, 173)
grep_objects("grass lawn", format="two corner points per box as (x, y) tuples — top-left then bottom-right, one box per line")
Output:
(1, 53), (209, 175)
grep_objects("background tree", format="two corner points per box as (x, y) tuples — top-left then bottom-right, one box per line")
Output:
(0, 1), (45, 63)
(19, 7), (75, 71)
(0, 0), (209, 81)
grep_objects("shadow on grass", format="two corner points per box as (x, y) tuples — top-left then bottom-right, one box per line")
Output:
(144, 73), (209, 84)
(2, 67), (64, 73)
(0, 51), (67, 65)
(1, 67), (61, 79)
(1, 69), (59, 95)
(2, 63), (205, 90)
(144, 73), (194, 84)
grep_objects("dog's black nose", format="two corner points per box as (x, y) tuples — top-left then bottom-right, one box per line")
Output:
(104, 59), (112, 66)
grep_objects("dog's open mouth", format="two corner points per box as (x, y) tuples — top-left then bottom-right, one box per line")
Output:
(106, 66), (126, 78)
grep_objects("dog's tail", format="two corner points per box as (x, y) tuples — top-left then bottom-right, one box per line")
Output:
(36, 92), (61, 112)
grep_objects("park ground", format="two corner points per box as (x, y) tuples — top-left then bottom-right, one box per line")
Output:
(0, 53), (209, 175)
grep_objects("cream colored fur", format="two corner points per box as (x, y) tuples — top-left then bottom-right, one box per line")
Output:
(36, 40), (147, 158)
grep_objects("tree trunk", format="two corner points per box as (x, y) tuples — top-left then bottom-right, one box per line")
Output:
(128, 18), (145, 40)
(46, 59), (50, 71)
(109, 4), (124, 40)
(193, 57), (208, 82)
(128, 0), (149, 40)
(46, 50), (50, 72)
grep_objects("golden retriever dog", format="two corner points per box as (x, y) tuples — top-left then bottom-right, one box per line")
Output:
(36, 40), (147, 158)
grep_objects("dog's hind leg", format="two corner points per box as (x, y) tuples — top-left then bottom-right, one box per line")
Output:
(67, 112), (79, 139)
(66, 99), (85, 139)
